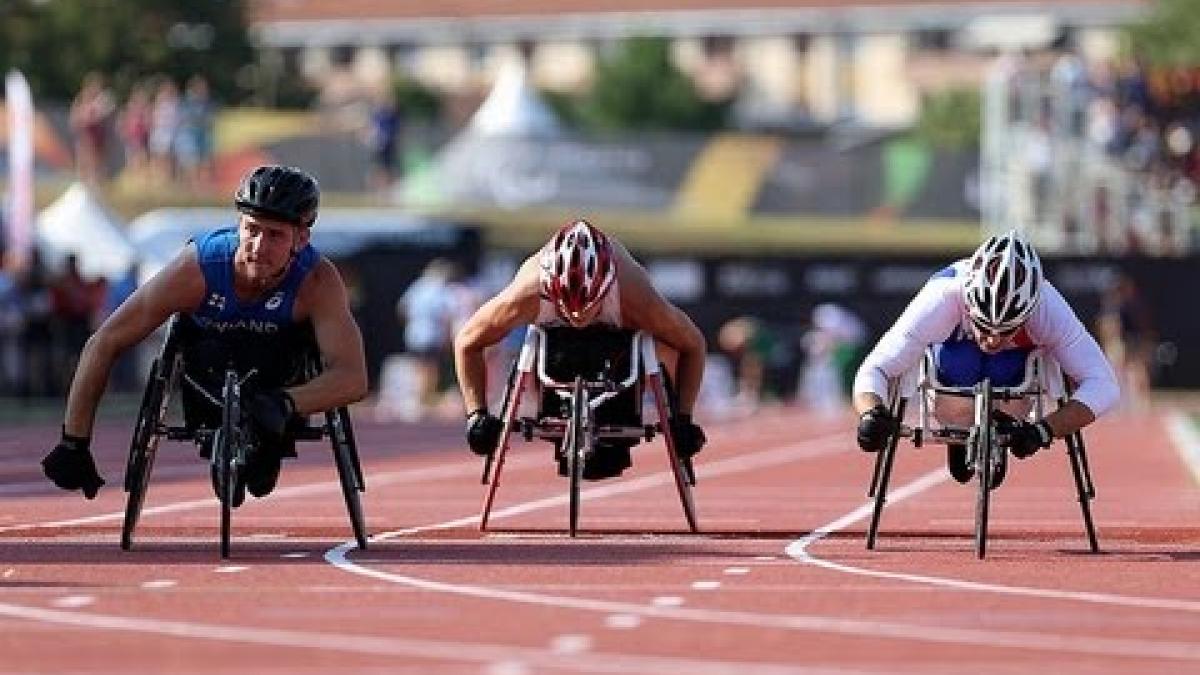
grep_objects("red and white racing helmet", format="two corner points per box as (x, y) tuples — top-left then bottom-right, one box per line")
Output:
(963, 230), (1043, 335)
(539, 219), (616, 326)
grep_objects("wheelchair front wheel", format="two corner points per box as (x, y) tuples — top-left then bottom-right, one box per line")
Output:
(973, 380), (994, 559)
(567, 376), (587, 537)
(215, 370), (245, 559)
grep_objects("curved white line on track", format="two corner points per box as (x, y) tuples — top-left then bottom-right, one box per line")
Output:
(324, 436), (1200, 661)
(788, 471), (1200, 615)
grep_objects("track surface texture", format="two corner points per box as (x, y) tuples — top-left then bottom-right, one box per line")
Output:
(1, 405), (1198, 673)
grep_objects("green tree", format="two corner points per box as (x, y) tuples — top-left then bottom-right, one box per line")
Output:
(0, 0), (254, 102)
(578, 36), (731, 132)
(391, 75), (442, 123)
(1125, 0), (1200, 66)
(914, 88), (981, 150)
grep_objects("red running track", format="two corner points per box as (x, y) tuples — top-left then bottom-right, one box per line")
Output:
(1, 405), (1198, 673)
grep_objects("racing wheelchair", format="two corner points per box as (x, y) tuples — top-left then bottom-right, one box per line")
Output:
(120, 314), (368, 558)
(479, 325), (698, 536)
(866, 347), (1098, 558)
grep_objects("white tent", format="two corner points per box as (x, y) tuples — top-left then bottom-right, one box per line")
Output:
(417, 61), (566, 207)
(466, 60), (562, 138)
(36, 182), (138, 281)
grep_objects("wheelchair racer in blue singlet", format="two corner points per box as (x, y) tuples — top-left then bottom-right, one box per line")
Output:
(852, 231), (1119, 485)
(42, 165), (368, 500)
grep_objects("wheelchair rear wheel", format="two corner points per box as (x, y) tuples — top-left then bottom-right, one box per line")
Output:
(327, 406), (368, 550)
(121, 354), (177, 551)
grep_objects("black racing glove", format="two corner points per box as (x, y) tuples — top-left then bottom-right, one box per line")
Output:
(993, 410), (1053, 459)
(856, 404), (897, 452)
(669, 414), (707, 459)
(42, 428), (105, 499)
(246, 389), (297, 440)
(465, 408), (503, 457)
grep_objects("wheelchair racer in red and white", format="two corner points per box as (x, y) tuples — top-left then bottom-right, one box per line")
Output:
(454, 219), (707, 479)
(852, 230), (1120, 484)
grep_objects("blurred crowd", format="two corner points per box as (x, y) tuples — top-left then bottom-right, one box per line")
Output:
(69, 71), (215, 190)
(0, 250), (137, 401)
(1000, 50), (1199, 253)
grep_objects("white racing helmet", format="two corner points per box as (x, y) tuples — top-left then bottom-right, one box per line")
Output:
(963, 230), (1043, 335)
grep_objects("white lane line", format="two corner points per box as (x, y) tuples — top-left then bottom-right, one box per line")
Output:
(550, 634), (592, 654)
(0, 456), (534, 535)
(281, 552), (310, 559)
(1167, 411), (1200, 486)
(213, 566), (248, 574)
(651, 596), (685, 608)
(788, 468), (1200, 614)
(691, 581), (721, 590)
(3, 568), (14, 578)
(486, 662), (531, 675)
(0, 600), (825, 674)
(51, 595), (95, 608)
(723, 567), (750, 576)
(323, 435), (1200, 660)
(140, 580), (178, 590)
(605, 614), (642, 630)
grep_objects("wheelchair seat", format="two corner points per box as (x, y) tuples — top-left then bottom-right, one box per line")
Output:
(535, 325), (645, 431)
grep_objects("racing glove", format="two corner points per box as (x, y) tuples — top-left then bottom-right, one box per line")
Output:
(42, 428), (105, 499)
(465, 408), (503, 457)
(856, 404), (897, 452)
(993, 410), (1053, 459)
(246, 389), (297, 440)
(669, 414), (707, 459)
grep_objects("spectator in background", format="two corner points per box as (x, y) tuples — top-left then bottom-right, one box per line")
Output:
(176, 75), (215, 191)
(19, 250), (55, 398)
(101, 263), (140, 392)
(149, 78), (181, 185)
(50, 254), (104, 394)
(118, 82), (153, 184)
(798, 304), (866, 415)
(397, 258), (454, 418)
(717, 316), (776, 409)
(364, 89), (401, 194)
(0, 254), (26, 395)
(1096, 274), (1155, 411)
(69, 72), (115, 185)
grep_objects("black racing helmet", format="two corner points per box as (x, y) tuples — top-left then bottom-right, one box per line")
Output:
(234, 165), (320, 227)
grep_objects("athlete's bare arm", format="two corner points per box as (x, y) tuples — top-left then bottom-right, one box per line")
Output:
(290, 258), (368, 414)
(454, 255), (541, 412)
(64, 247), (206, 438)
(615, 245), (706, 414)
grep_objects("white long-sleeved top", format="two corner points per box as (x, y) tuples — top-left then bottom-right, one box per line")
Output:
(852, 260), (1120, 417)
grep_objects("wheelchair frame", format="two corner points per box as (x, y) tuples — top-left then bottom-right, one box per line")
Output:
(479, 325), (698, 536)
(120, 314), (369, 558)
(866, 347), (1099, 558)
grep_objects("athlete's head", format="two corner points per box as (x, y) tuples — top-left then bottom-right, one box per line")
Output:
(233, 165), (319, 288)
(539, 219), (616, 328)
(963, 230), (1043, 343)
(235, 165), (320, 228)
